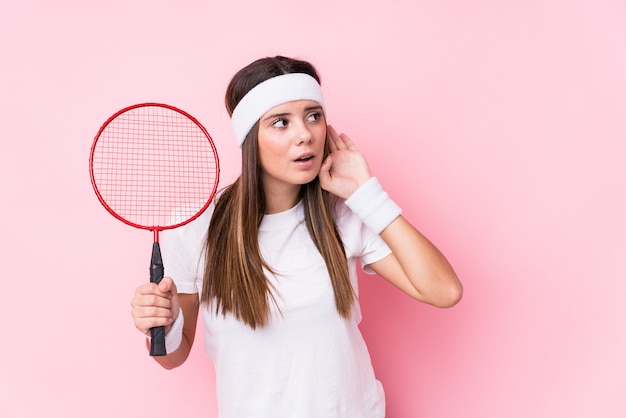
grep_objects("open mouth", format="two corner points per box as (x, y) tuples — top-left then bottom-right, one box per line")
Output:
(295, 154), (314, 162)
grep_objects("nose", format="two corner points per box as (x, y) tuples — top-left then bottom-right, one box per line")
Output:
(295, 122), (313, 145)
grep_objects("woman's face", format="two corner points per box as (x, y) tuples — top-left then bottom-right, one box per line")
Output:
(256, 99), (327, 194)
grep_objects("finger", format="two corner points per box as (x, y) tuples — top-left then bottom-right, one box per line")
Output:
(136, 281), (163, 294)
(327, 125), (342, 150)
(131, 299), (172, 325)
(134, 304), (173, 319)
(158, 276), (177, 295)
(319, 155), (332, 177)
(338, 132), (358, 151)
(131, 284), (176, 336)
(328, 126), (356, 151)
(326, 130), (337, 153)
(133, 312), (174, 336)
(132, 285), (173, 308)
(131, 300), (175, 334)
(318, 156), (333, 191)
(136, 277), (176, 298)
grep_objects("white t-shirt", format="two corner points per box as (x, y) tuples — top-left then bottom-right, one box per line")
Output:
(160, 197), (391, 418)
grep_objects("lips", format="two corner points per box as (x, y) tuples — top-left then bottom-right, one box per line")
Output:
(294, 152), (315, 162)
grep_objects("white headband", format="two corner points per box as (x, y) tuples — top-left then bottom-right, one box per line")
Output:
(230, 73), (325, 147)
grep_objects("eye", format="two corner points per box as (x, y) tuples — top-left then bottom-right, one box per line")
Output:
(306, 112), (322, 122)
(272, 118), (288, 128)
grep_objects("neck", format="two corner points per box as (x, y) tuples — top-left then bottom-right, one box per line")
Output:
(263, 184), (302, 214)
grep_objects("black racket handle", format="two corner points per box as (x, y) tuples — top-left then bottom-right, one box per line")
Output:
(149, 242), (167, 356)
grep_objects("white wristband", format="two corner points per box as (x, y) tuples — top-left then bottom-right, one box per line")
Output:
(345, 177), (402, 234)
(164, 307), (184, 353)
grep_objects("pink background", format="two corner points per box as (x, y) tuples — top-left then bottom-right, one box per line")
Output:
(1, 0), (625, 417)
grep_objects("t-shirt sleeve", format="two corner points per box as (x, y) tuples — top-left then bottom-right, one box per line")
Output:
(359, 226), (392, 274)
(337, 202), (392, 275)
(159, 203), (213, 294)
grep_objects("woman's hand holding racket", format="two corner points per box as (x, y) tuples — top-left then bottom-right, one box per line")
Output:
(131, 277), (180, 338)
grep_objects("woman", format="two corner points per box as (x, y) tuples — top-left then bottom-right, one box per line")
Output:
(131, 56), (462, 417)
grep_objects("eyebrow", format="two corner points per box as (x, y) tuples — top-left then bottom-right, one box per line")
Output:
(261, 105), (324, 122)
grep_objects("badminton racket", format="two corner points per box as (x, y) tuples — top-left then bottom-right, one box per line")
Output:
(89, 103), (219, 356)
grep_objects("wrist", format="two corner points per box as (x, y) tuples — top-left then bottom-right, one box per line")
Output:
(345, 177), (402, 234)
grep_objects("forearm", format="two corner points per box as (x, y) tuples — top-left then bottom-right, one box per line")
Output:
(381, 216), (462, 307)
(344, 177), (462, 307)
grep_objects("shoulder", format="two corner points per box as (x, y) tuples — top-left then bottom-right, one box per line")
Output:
(161, 187), (228, 246)
(333, 199), (366, 247)
(333, 197), (391, 262)
(333, 198), (360, 231)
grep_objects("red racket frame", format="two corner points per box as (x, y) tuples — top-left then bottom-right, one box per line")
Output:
(89, 103), (219, 356)
(89, 103), (219, 242)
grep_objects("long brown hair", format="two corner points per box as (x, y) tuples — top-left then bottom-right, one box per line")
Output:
(202, 56), (354, 328)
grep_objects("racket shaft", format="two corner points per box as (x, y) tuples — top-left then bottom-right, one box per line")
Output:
(149, 242), (167, 356)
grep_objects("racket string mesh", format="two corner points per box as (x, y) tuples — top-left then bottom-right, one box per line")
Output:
(91, 105), (218, 229)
